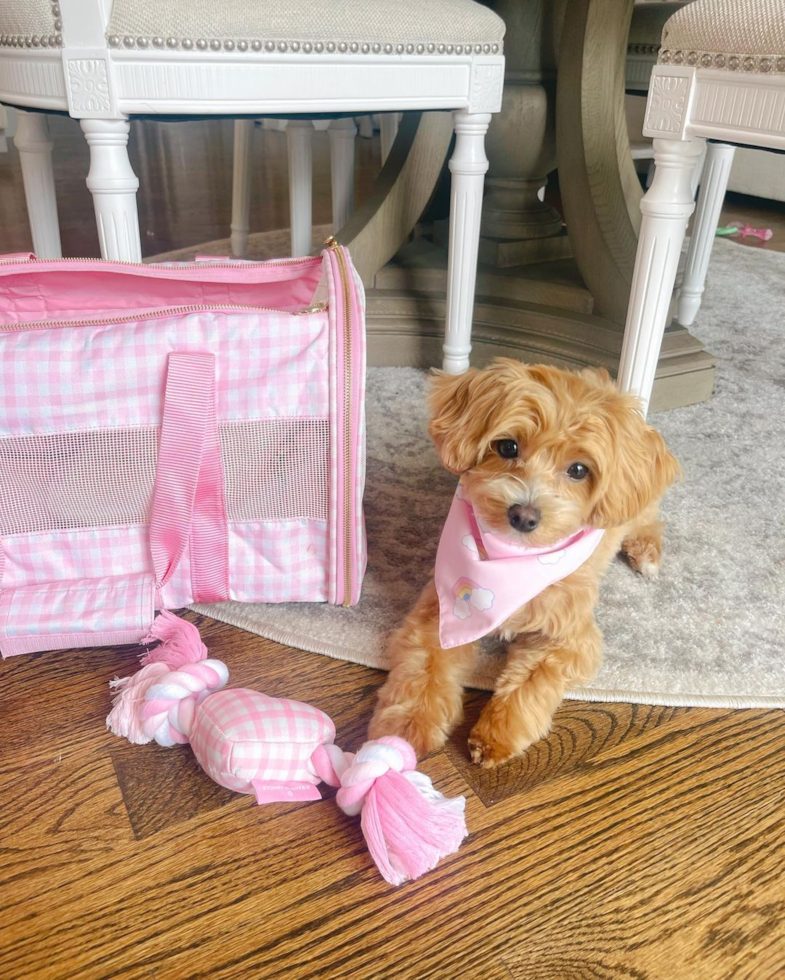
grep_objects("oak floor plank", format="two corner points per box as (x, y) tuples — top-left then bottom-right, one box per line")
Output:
(1, 616), (782, 980)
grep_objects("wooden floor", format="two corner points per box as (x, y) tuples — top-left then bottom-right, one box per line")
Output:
(1, 121), (784, 978)
(1, 613), (784, 979)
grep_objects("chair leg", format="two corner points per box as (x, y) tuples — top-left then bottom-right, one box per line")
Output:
(14, 110), (62, 258)
(442, 110), (491, 375)
(618, 138), (704, 414)
(328, 118), (357, 234)
(689, 139), (708, 200)
(231, 119), (255, 258)
(286, 120), (314, 257)
(379, 113), (400, 165)
(677, 142), (736, 328)
(81, 118), (141, 262)
(357, 115), (374, 140)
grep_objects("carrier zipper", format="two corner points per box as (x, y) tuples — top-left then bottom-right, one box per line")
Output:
(326, 236), (355, 608)
(0, 254), (318, 270)
(0, 302), (327, 332)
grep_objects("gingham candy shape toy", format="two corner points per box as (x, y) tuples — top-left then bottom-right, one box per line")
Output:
(107, 612), (468, 885)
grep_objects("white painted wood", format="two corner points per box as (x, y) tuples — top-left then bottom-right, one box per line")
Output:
(0, 48), (505, 118)
(13, 110), (62, 259)
(379, 113), (400, 164)
(678, 142), (735, 328)
(111, 54), (505, 117)
(61, 0), (110, 46)
(618, 138), (704, 414)
(443, 110), (491, 375)
(230, 119), (254, 257)
(81, 117), (141, 261)
(286, 120), (314, 257)
(328, 118), (357, 234)
(357, 115), (374, 139)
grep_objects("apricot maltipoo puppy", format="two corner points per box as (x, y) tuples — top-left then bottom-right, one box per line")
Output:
(369, 359), (679, 768)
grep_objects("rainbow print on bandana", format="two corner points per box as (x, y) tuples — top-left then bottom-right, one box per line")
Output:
(452, 577), (495, 621)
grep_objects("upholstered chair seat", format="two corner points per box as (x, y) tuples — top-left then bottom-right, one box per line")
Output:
(105, 0), (504, 55)
(0, 1), (61, 48)
(658, 0), (785, 73)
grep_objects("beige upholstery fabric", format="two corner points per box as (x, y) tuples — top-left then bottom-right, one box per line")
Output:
(658, 0), (785, 73)
(107, 0), (505, 54)
(0, 0), (61, 48)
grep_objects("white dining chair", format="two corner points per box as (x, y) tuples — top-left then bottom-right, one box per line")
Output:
(229, 112), (403, 258)
(0, 0), (505, 373)
(619, 0), (785, 412)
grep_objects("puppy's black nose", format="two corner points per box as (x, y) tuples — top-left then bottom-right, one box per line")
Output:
(508, 504), (541, 533)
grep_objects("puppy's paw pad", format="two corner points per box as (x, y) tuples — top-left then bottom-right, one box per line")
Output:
(467, 734), (515, 769)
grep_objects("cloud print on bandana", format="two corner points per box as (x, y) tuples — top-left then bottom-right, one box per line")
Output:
(452, 577), (495, 621)
(537, 549), (566, 565)
(461, 534), (488, 560)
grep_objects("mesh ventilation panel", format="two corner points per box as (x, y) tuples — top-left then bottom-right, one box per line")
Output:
(0, 419), (329, 536)
(220, 418), (329, 523)
(0, 428), (159, 536)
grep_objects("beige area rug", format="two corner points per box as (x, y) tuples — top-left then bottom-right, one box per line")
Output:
(190, 238), (785, 709)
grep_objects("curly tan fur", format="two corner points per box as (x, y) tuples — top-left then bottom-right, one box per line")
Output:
(369, 360), (679, 767)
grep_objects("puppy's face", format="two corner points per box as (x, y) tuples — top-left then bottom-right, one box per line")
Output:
(429, 360), (679, 548)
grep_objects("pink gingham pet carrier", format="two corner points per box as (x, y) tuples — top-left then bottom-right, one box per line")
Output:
(0, 242), (366, 657)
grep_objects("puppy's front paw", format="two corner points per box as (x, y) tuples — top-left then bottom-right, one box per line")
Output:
(369, 704), (448, 759)
(621, 533), (662, 580)
(467, 712), (521, 769)
(467, 731), (517, 769)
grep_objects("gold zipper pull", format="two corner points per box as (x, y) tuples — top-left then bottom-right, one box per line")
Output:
(294, 302), (327, 315)
(324, 235), (339, 249)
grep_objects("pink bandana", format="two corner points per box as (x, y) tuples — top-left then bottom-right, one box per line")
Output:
(435, 485), (605, 649)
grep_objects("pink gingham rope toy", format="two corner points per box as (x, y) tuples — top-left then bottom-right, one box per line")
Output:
(107, 612), (467, 885)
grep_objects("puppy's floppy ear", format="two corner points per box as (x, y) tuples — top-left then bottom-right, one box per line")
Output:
(590, 394), (680, 528)
(428, 369), (490, 474)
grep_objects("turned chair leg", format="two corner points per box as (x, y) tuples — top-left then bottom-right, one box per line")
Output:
(442, 110), (491, 375)
(286, 120), (314, 257)
(81, 118), (141, 262)
(231, 119), (255, 258)
(618, 138), (705, 414)
(677, 142), (736, 328)
(328, 118), (357, 234)
(14, 110), (62, 258)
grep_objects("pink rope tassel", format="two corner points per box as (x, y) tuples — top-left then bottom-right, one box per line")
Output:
(141, 609), (208, 667)
(106, 611), (228, 746)
(335, 736), (468, 885)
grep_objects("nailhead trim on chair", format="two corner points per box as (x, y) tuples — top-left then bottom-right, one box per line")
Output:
(105, 34), (502, 56)
(0, 2), (62, 48)
(628, 43), (660, 56)
(659, 49), (785, 73)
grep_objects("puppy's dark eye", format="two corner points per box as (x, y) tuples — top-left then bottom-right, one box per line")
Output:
(496, 439), (519, 459)
(567, 462), (589, 481)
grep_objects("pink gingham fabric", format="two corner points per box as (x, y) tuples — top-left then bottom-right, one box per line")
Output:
(0, 248), (366, 657)
(0, 309), (329, 436)
(189, 688), (336, 801)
